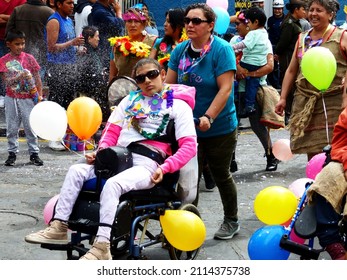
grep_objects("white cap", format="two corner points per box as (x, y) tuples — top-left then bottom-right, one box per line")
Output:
(273, 0), (284, 8)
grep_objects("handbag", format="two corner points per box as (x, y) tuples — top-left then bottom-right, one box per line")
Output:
(256, 85), (285, 129)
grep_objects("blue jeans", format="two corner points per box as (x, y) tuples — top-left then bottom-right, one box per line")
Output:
(240, 61), (261, 108)
(315, 194), (343, 248)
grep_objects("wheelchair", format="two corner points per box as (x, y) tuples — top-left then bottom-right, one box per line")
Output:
(41, 147), (202, 260)
(279, 145), (347, 259)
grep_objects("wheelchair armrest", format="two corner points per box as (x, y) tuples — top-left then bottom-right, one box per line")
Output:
(294, 204), (317, 239)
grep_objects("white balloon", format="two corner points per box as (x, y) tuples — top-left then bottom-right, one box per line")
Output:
(29, 101), (67, 141)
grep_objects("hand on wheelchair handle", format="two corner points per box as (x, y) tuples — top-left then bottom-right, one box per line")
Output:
(194, 118), (200, 126)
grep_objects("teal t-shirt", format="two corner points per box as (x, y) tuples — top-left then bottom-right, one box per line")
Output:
(168, 36), (237, 138)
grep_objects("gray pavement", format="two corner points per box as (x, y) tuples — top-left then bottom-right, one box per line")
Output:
(0, 106), (330, 260)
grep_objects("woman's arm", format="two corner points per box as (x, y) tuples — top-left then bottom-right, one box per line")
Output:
(275, 41), (300, 116)
(46, 19), (84, 53)
(109, 59), (118, 83)
(164, 68), (178, 84)
(237, 53), (274, 80)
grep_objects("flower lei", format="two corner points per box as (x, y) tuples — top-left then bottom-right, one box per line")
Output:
(157, 28), (188, 66)
(125, 86), (174, 139)
(108, 36), (151, 58)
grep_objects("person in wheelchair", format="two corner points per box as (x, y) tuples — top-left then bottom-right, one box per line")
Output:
(306, 106), (347, 260)
(24, 58), (197, 260)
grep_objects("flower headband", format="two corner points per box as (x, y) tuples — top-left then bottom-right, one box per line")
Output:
(236, 11), (249, 24)
(122, 11), (147, 21)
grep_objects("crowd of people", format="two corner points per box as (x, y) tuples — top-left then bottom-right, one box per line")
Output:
(1, 0), (347, 260)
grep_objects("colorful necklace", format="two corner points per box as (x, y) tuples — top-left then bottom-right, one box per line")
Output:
(126, 86), (174, 139)
(178, 35), (214, 83)
(301, 24), (331, 57)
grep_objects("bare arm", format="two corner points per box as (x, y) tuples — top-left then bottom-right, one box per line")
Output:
(237, 53), (274, 80)
(46, 19), (84, 53)
(164, 68), (178, 84)
(275, 41), (300, 116)
(109, 59), (118, 83)
(33, 71), (42, 97)
(149, 47), (157, 59)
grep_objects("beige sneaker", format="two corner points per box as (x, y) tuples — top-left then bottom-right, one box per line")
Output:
(25, 220), (68, 244)
(79, 241), (112, 260)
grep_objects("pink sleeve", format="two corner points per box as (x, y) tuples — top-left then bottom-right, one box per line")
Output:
(159, 136), (197, 174)
(98, 122), (122, 150)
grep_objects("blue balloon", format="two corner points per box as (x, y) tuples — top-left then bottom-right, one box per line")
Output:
(213, 7), (230, 35)
(248, 225), (291, 260)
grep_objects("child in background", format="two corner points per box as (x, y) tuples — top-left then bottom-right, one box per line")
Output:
(232, 7), (270, 117)
(0, 30), (43, 166)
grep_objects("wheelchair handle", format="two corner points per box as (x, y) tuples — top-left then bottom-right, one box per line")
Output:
(194, 118), (200, 126)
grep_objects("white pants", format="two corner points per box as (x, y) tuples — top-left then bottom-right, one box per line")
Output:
(54, 154), (158, 240)
(177, 154), (198, 204)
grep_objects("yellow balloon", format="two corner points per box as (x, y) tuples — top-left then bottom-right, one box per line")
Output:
(160, 210), (206, 251)
(301, 46), (337, 91)
(67, 97), (102, 140)
(254, 186), (298, 225)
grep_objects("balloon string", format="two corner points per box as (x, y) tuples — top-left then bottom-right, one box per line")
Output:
(60, 140), (85, 158)
(321, 92), (330, 144)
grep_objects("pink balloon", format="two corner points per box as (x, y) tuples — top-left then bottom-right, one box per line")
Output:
(272, 139), (294, 161)
(206, 0), (228, 10)
(288, 178), (314, 198)
(43, 194), (59, 224)
(306, 153), (326, 180)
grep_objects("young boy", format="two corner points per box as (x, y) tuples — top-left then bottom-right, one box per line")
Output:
(232, 7), (270, 117)
(0, 30), (43, 166)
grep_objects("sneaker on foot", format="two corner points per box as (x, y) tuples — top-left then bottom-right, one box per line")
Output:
(25, 220), (68, 244)
(214, 220), (240, 240)
(5, 152), (16, 166)
(80, 241), (112, 260)
(30, 153), (43, 166)
(48, 141), (66, 151)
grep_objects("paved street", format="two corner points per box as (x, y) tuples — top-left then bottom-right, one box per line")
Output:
(0, 106), (330, 260)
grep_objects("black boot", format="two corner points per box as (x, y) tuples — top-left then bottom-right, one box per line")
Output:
(266, 152), (279, 171)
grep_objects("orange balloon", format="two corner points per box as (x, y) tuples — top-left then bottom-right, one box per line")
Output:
(67, 97), (102, 140)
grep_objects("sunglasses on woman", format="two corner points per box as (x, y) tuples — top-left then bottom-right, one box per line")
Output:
(134, 69), (160, 84)
(183, 17), (209, 25)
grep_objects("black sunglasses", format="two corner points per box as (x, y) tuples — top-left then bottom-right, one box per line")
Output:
(183, 17), (209, 25)
(134, 69), (160, 84)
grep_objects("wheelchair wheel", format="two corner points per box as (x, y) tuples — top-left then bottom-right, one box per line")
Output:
(168, 203), (202, 260)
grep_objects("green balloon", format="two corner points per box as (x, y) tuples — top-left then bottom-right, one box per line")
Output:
(301, 46), (337, 91)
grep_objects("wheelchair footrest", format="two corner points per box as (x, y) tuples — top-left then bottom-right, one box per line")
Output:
(280, 234), (321, 260)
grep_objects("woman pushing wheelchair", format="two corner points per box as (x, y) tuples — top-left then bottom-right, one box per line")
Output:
(24, 58), (197, 260)
(307, 106), (347, 260)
